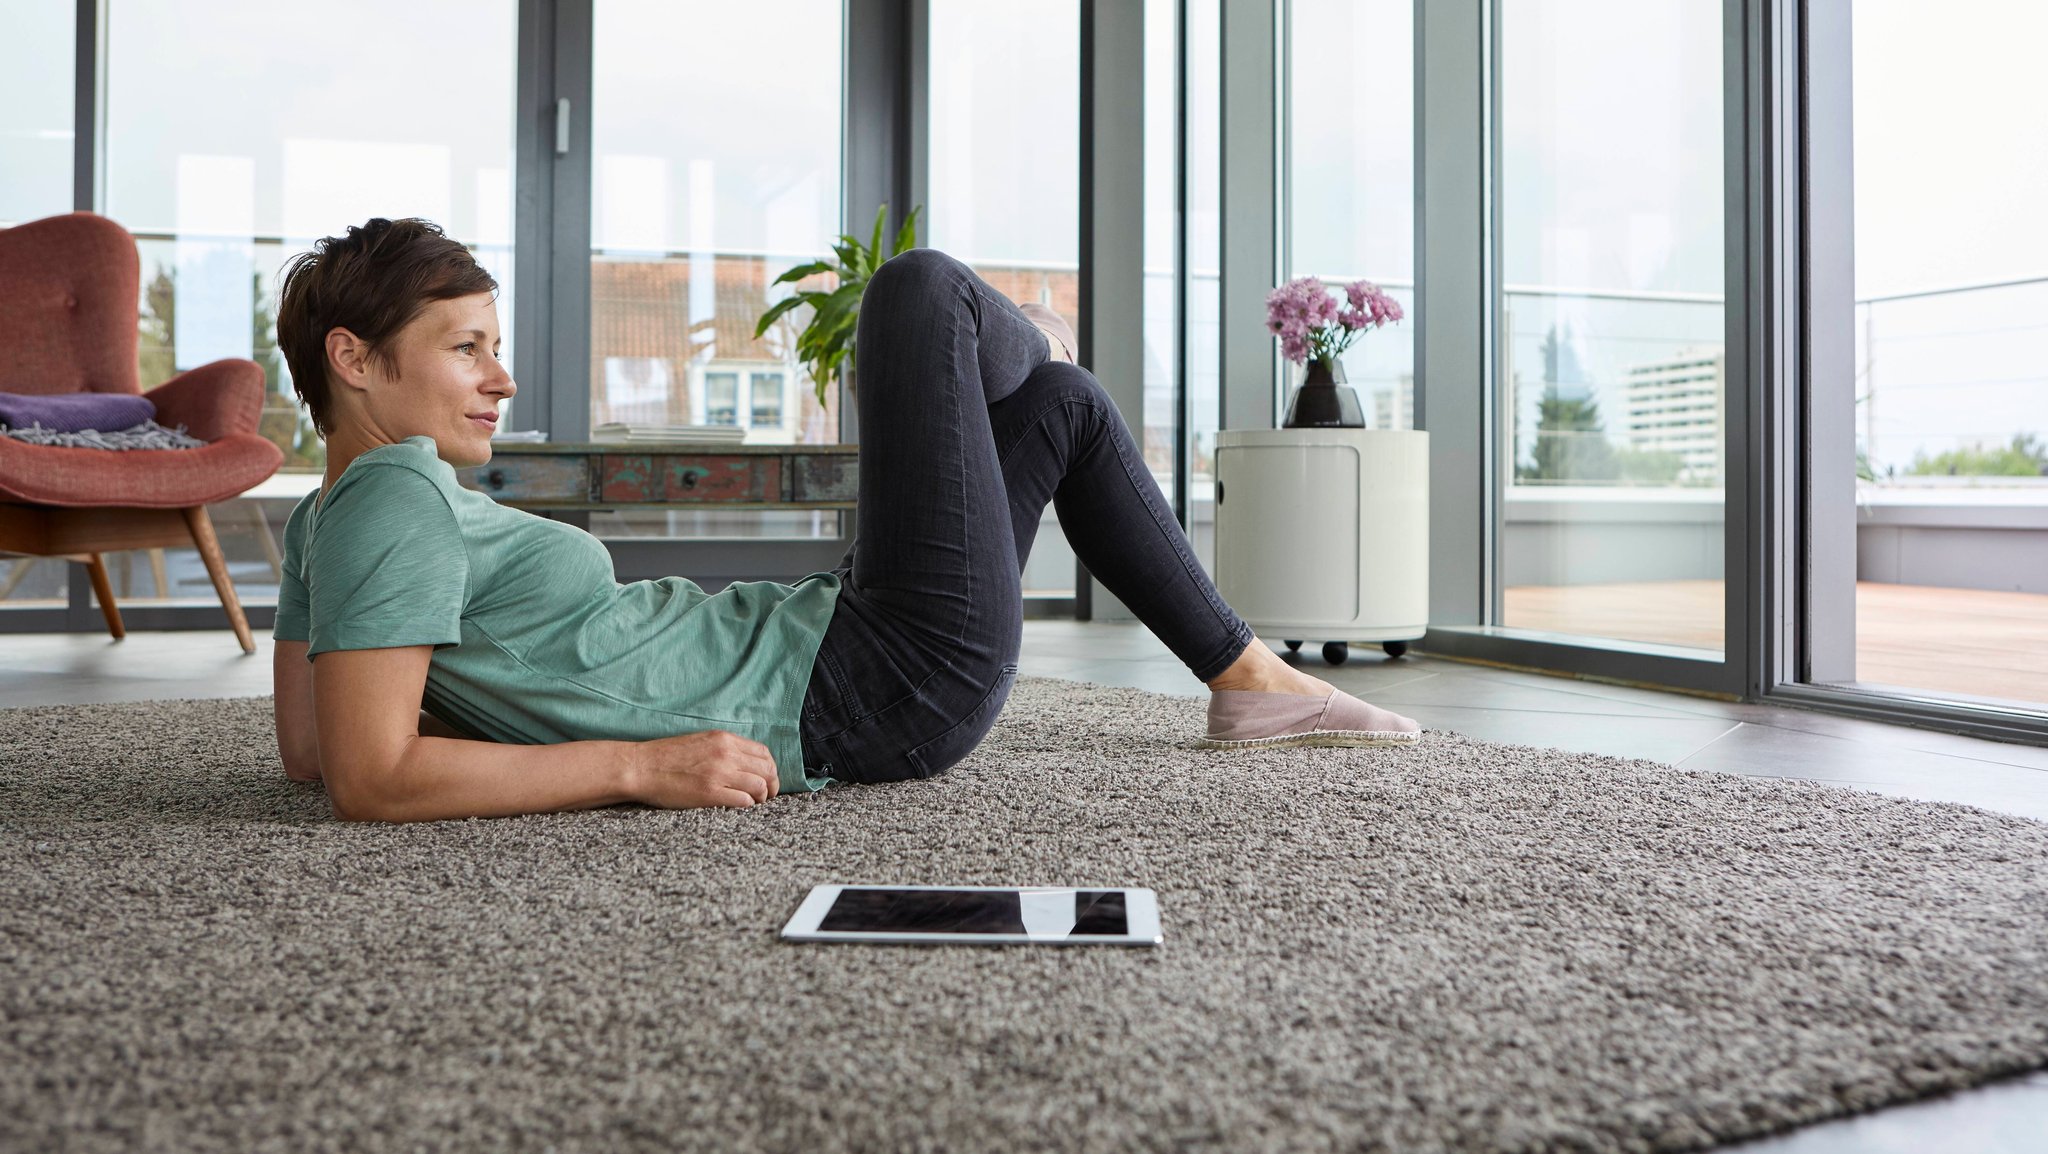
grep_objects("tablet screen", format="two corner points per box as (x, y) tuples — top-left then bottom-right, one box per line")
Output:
(817, 888), (1130, 937)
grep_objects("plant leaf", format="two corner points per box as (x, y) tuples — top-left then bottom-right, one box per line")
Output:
(770, 260), (836, 286)
(892, 204), (922, 257)
(752, 295), (807, 339)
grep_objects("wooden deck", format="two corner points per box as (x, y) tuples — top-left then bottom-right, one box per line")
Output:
(1504, 579), (2048, 706)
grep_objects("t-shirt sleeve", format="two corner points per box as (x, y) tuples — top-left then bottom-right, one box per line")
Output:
(271, 493), (314, 643)
(305, 462), (470, 658)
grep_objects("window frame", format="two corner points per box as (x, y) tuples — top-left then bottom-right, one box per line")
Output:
(18, 0), (916, 631)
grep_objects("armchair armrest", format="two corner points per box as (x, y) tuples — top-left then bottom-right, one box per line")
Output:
(143, 358), (268, 442)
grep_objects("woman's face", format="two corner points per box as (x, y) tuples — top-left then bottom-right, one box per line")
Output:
(335, 292), (515, 469)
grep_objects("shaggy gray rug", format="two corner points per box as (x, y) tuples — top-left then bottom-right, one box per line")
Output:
(3, 677), (2047, 1154)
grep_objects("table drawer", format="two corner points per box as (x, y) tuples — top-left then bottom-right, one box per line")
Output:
(599, 454), (783, 503)
(462, 455), (591, 502)
(792, 454), (858, 503)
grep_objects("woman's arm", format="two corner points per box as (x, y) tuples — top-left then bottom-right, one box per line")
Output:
(273, 640), (323, 782)
(311, 644), (780, 822)
(274, 640), (482, 780)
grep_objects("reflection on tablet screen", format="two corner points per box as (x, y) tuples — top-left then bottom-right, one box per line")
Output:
(817, 889), (1130, 937)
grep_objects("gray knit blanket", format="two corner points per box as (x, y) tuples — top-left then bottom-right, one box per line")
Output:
(0, 421), (208, 450)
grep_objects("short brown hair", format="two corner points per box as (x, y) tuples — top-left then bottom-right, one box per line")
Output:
(275, 218), (498, 437)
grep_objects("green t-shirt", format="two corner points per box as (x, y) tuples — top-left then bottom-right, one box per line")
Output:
(272, 435), (843, 794)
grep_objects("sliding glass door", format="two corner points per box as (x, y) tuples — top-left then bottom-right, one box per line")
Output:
(1494, 0), (1727, 658)
(1806, 0), (2048, 718)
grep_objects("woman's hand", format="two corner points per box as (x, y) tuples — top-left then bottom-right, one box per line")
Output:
(628, 730), (781, 809)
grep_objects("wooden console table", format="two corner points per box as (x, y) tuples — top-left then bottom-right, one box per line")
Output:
(456, 442), (859, 511)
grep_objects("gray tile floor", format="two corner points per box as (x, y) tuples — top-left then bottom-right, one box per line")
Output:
(4, 620), (2046, 1151)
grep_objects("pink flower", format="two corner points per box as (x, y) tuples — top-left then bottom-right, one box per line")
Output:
(1269, 277), (1403, 365)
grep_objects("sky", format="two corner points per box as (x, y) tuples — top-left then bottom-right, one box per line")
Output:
(0, 0), (2040, 470)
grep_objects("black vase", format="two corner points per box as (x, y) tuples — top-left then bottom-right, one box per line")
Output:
(1282, 356), (1366, 428)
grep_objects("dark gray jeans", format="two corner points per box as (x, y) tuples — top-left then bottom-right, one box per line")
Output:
(797, 248), (1254, 783)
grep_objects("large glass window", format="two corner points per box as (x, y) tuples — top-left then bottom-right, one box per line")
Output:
(588, 0), (843, 542)
(0, 4), (73, 227)
(929, 0), (1080, 595)
(1495, 0), (1726, 656)
(1287, 0), (1414, 433)
(37, 0), (519, 614)
(1825, 0), (2048, 708)
(0, 6), (76, 610)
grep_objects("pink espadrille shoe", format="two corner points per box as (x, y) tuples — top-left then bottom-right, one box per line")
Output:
(1018, 301), (1078, 365)
(1201, 686), (1423, 750)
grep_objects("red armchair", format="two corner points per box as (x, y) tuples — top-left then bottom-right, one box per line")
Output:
(0, 212), (284, 652)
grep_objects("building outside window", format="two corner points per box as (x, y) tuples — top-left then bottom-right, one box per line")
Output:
(588, 0), (842, 541)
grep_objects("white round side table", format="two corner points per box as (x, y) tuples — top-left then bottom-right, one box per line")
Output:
(1213, 428), (1429, 664)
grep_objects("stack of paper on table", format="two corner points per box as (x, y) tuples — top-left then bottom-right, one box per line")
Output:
(589, 423), (747, 445)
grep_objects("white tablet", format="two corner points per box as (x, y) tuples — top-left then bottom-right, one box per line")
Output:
(780, 885), (1161, 946)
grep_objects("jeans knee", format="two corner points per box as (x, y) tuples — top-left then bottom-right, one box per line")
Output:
(1021, 360), (1112, 415)
(866, 247), (968, 308)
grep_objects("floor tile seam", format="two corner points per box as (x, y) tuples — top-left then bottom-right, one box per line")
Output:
(1326, 671), (1446, 694)
(1673, 714), (2048, 777)
(1673, 722), (1749, 768)
(1375, 701), (1722, 722)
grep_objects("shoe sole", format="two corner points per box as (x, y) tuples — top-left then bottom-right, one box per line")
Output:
(1199, 730), (1422, 750)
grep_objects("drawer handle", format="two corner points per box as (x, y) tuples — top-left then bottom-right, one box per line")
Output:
(486, 468), (506, 489)
(679, 470), (699, 489)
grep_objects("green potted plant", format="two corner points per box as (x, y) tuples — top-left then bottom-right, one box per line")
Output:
(754, 202), (923, 409)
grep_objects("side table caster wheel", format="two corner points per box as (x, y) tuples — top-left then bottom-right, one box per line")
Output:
(1283, 640), (1302, 652)
(1322, 641), (1348, 666)
(1382, 641), (1408, 659)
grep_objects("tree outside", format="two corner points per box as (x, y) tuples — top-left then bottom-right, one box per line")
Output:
(1515, 324), (1689, 487)
(137, 265), (325, 472)
(1908, 433), (2048, 478)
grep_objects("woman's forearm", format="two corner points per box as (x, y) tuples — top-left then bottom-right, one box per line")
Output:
(338, 733), (643, 823)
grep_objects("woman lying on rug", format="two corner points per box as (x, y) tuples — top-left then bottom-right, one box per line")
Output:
(270, 217), (1421, 822)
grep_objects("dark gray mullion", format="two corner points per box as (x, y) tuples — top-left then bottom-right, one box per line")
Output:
(547, 0), (593, 447)
(840, 0), (929, 563)
(511, 0), (558, 442)
(72, 0), (101, 214)
(1724, 0), (1762, 700)
(1078, 0), (1146, 621)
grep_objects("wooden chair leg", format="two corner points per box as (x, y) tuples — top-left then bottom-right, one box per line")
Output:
(181, 505), (255, 654)
(246, 499), (283, 581)
(85, 552), (125, 640)
(0, 555), (40, 599)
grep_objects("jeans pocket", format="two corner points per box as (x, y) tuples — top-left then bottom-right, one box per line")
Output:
(904, 662), (1019, 779)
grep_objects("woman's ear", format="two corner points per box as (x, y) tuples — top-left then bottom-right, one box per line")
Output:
(324, 328), (372, 395)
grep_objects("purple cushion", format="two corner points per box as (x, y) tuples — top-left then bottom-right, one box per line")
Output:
(0, 391), (156, 434)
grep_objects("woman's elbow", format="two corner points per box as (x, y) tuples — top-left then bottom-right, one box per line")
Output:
(282, 750), (323, 783)
(323, 765), (396, 822)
